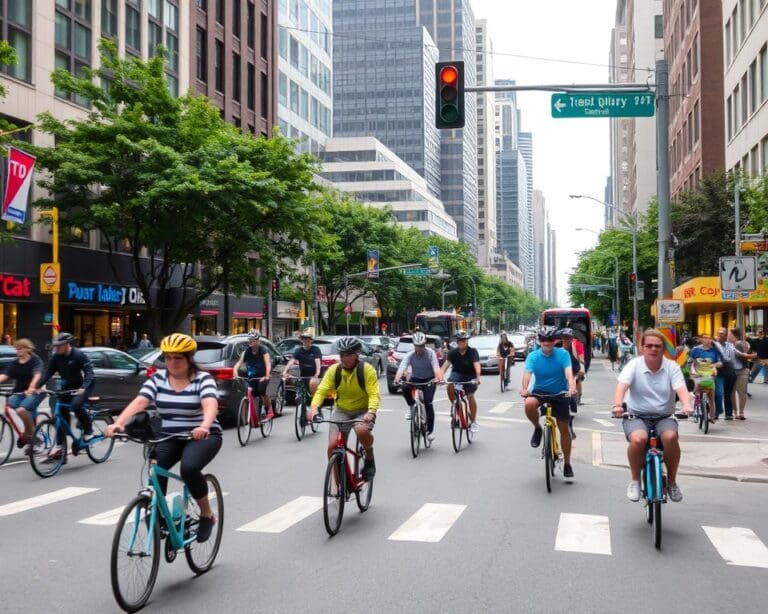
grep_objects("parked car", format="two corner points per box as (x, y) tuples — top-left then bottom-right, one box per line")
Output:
(127, 347), (157, 361)
(385, 334), (445, 394)
(467, 335), (502, 374)
(509, 334), (529, 362)
(312, 336), (384, 378)
(0, 345), (17, 370)
(148, 334), (287, 426)
(50, 347), (150, 412)
(275, 337), (302, 361)
(358, 335), (392, 352)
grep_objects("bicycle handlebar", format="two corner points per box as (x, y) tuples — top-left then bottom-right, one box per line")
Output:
(114, 432), (193, 445)
(400, 380), (438, 387)
(41, 388), (82, 396)
(612, 411), (690, 420)
(524, 391), (571, 399)
(448, 380), (479, 385)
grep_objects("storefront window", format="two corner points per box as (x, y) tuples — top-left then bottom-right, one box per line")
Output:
(0, 303), (19, 343)
(230, 317), (259, 334)
(192, 316), (217, 336)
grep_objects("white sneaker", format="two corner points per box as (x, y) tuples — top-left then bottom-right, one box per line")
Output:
(427, 431), (435, 442)
(626, 480), (641, 502)
(667, 482), (683, 502)
(470, 422), (479, 434)
(404, 408), (412, 420)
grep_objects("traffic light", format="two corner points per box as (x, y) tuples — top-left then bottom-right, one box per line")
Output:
(628, 272), (636, 298)
(435, 61), (465, 129)
(271, 278), (279, 300)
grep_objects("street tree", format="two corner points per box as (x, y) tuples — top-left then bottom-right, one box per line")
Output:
(30, 42), (322, 339)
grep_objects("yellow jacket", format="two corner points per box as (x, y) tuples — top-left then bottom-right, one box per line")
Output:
(311, 362), (380, 413)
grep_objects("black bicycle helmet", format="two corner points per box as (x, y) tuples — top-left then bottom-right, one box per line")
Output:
(454, 330), (470, 340)
(537, 325), (559, 341)
(336, 336), (362, 353)
(52, 332), (74, 346)
(558, 327), (575, 338)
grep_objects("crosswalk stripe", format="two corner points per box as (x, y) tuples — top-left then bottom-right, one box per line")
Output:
(593, 418), (615, 428)
(555, 513), (612, 555)
(703, 526), (768, 568)
(489, 402), (514, 414)
(0, 487), (99, 517)
(388, 503), (466, 543)
(78, 491), (228, 526)
(236, 496), (323, 533)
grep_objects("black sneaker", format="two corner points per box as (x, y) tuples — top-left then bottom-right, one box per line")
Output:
(530, 426), (543, 448)
(196, 515), (216, 543)
(16, 436), (27, 449)
(362, 457), (376, 480)
(563, 464), (574, 478)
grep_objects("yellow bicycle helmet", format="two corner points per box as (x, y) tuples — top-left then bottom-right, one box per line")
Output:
(160, 333), (197, 354)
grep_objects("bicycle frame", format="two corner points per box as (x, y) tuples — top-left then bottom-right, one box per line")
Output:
(49, 393), (105, 447)
(644, 433), (665, 504)
(451, 384), (470, 429)
(1, 393), (25, 441)
(543, 405), (561, 459)
(330, 430), (363, 496)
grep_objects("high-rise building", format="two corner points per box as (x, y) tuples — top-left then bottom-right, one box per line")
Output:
(332, 1), (441, 199)
(276, 0), (333, 155)
(664, 0), (724, 197)
(722, 1), (768, 175)
(475, 20), (497, 270)
(518, 132), (534, 293)
(533, 190), (549, 301)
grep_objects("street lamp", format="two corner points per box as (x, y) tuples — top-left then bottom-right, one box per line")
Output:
(571, 194), (639, 345)
(440, 274), (478, 333)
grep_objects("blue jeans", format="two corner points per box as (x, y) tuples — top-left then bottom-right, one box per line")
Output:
(8, 392), (43, 417)
(749, 362), (768, 382)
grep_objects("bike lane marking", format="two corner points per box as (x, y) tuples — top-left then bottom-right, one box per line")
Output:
(702, 526), (768, 568)
(0, 486), (99, 517)
(236, 496), (323, 533)
(78, 491), (228, 526)
(388, 503), (466, 543)
(554, 513), (612, 555)
(489, 402), (514, 414)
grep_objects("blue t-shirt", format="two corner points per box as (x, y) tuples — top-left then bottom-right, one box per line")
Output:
(688, 345), (722, 373)
(524, 347), (572, 393)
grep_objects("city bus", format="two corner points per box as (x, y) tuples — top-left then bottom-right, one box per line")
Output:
(414, 310), (468, 342)
(540, 307), (593, 372)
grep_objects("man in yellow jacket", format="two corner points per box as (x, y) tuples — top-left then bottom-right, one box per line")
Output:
(308, 336), (380, 479)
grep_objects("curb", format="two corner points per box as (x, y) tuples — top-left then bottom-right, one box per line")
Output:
(598, 461), (768, 484)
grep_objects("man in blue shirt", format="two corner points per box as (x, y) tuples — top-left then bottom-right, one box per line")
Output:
(520, 326), (577, 478)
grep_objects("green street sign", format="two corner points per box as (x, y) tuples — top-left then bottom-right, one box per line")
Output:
(571, 284), (614, 291)
(403, 268), (432, 276)
(551, 92), (655, 118)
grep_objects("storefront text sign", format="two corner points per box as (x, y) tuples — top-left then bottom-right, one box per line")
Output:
(65, 282), (145, 305)
(0, 274), (32, 298)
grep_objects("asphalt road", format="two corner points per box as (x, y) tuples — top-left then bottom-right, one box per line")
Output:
(1, 357), (767, 613)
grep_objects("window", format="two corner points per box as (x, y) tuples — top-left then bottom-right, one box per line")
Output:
(247, 63), (255, 110)
(692, 34), (699, 78)
(247, 2), (255, 49)
(1, 0), (33, 82)
(261, 12), (268, 59)
(233, 0), (240, 38)
(761, 137), (768, 172)
(101, 0), (117, 37)
(232, 52), (241, 100)
(726, 20), (732, 66)
(196, 26), (207, 82)
(196, 0), (207, 10)
(215, 0), (224, 24)
(727, 95), (733, 140)
(761, 46), (768, 102)
(750, 59), (757, 114)
(654, 14), (664, 38)
(693, 100), (700, 144)
(125, 3), (140, 53)
(741, 73), (748, 125)
(261, 72), (269, 119)
(55, 0), (93, 106)
(215, 39), (224, 93)
(278, 71), (287, 106)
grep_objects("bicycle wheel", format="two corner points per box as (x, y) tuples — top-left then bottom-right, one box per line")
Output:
(500, 369), (506, 393)
(323, 452), (345, 536)
(236, 397), (252, 446)
(695, 399), (704, 430)
(354, 441), (373, 512)
(702, 395), (710, 434)
(273, 382), (285, 416)
(294, 398), (306, 441)
(30, 420), (63, 478)
(110, 495), (160, 613)
(410, 403), (421, 458)
(185, 474), (224, 574)
(465, 400), (474, 445)
(543, 427), (553, 493)
(260, 407), (273, 438)
(650, 461), (663, 549)
(0, 417), (14, 465)
(451, 402), (463, 453)
(86, 411), (115, 463)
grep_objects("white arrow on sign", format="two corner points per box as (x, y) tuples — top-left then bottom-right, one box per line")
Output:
(553, 98), (567, 113)
(719, 256), (757, 291)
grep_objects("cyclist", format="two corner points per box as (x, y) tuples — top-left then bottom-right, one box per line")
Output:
(0, 338), (44, 454)
(521, 326), (577, 478)
(612, 329), (693, 502)
(282, 331), (322, 395)
(439, 330), (482, 433)
(34, 332), (95, 459)
(688, 333), (722, 423)
(233, 331), (273, 419)
(618, 333), (634, 367)
(393, 331), (443, 441)
(556, 328), (582, 414)
(105, 333), (221, 543)
(495, 332), (515, 388)
(307, 337), (379, 479)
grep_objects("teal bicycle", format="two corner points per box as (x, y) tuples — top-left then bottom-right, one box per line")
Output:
(30, 389), (114, 478)
(110, 432), (224, 612)
(292, 376), (319, 441)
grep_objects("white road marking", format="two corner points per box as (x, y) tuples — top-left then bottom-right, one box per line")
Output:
(593, 418), (615, 428)
(0, 487), (99, 517)
(237, 496), (323, 533)
(703, 526), (768, 568)
(489, 402), (514, 414)
(591, 432), (603, 466)
(388, 503), (466, 543)
(555, 513), (612, 555)
(78, 491), (228, 526)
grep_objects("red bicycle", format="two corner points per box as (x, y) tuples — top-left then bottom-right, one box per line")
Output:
(0, 389), (49, 465)
(235, 377), (274, 445)
(314, 415), (373, 536)
(449, 380), (477, 453)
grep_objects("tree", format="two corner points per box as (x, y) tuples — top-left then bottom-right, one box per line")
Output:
(30, 42), (323, 339)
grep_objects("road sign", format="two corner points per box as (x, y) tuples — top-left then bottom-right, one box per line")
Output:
(571, 284), (614, 291)
(606, 311), (617, 326)
(403, 267), (432, 276)
(427, 245), (439, 271)
(39, 262), (60, 294)
(344, 304), (352, 315)
(551, 92), (655, 118)
(367, 249), (379, 279)
(656, 299), (684, 323)
(719, 256), (757, 291)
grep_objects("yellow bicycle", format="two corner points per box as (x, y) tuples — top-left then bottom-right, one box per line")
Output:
(530, 392), (569, 493)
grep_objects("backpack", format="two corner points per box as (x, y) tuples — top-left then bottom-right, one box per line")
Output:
(333, 361), (367, 391)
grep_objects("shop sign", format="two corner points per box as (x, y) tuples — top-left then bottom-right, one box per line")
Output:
(65, 282), (145, 305)
(0, 274), (32, 298)
(274, 300), (301, 319)
(656, 300), (685, 323)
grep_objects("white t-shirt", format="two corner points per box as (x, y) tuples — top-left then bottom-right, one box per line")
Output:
(617, 356), (686, 416)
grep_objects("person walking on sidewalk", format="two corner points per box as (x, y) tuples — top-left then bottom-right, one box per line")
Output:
(715, 327), (737, 420)
(730, 328), (755, 420)
(748, 328), (768, 384)
(612, 328), (692, 503)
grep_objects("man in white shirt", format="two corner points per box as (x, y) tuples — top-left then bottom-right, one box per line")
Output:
(612, 329), (692, 503)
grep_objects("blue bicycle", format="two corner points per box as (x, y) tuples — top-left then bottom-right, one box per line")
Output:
(110, 432), (224, 612)
(30, 390), (114, 478)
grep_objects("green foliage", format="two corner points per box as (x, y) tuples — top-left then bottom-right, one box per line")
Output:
(743, 173), (768, 233)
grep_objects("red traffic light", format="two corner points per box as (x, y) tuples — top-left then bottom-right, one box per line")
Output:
(440, 65), (459, 86)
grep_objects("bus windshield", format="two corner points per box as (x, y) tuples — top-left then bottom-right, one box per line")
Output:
(541, 308), (592, 372)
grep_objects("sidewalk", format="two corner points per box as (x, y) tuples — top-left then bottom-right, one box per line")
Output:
(590, 375), (768, 483)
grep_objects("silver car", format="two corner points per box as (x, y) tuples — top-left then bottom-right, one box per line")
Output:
(468, 335), (502, 373)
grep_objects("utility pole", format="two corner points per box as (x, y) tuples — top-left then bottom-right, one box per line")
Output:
(656, 58), (672, 299)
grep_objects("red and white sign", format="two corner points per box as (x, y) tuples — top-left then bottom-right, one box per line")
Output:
(316, 285), (327, 302)
(381, 322), (388, 331)
(344, 304), (352, 314)
(2, 147), (36, 224)
(42, 266), (57, 286)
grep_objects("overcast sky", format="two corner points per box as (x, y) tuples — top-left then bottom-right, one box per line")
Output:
(471, 0), (618, 304)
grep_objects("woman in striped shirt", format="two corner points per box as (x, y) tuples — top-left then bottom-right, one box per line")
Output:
(106, 333), (222, 542)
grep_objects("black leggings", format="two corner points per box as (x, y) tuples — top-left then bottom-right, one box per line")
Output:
(57, 388), (94, 446)
(154, 433), (222, 500)
(402, 379), (436, 433)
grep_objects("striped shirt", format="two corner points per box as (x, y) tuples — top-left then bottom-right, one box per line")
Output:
(139, 370), (220, 433)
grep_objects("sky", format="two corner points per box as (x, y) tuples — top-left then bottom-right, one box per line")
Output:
(471, 0), (618, 305)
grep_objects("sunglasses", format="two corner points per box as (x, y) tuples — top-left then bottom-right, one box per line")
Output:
(339, 351), (357, 357)
(165, 354), (187, 362)
(538, 337), (555, 343)
(643, 343), (663, 349)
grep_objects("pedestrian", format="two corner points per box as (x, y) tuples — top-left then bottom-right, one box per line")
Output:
(748, 328), (768, 384)
(714, 327), (737, 420)
(607, 330), (619, 370)
(1, 333), (12, 345)
(138, 333), (153, 349)
(729, 328), (754, 420)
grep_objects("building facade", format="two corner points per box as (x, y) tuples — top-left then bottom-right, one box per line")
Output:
(664, 0), (724, 198)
